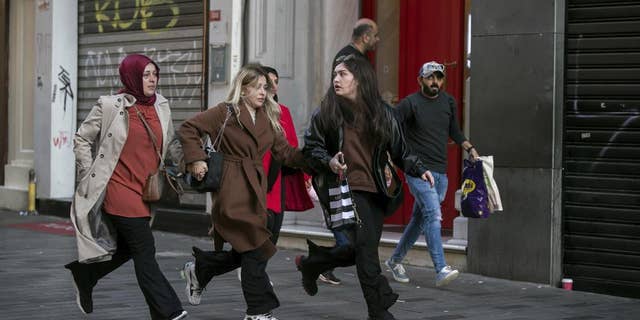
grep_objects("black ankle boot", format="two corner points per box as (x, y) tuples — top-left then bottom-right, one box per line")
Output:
(64, 261), (94, 314)
(295, 255), (318, 296)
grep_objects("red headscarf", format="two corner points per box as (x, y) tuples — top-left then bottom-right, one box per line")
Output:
(118, 54), (160, 106)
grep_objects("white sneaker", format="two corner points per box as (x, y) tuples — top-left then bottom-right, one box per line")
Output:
(183, 262), (203, 305)
(243, 312), (279, 320)
(435, 265), (459, 287)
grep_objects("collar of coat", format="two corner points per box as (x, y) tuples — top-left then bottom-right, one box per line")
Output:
(115, 93), (168, 109)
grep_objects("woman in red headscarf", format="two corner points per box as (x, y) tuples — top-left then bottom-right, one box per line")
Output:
(65, 54), (187, 320)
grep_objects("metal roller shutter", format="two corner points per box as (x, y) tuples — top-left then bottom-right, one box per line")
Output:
(77, 0), (205, 129)
(564, 0), (640, 298)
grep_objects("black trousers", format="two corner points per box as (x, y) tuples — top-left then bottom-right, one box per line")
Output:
(301, 191), (398, 319)
(193, 246), (280, 315)
(69, 214), (182, 319)
(267, 209), (284, 245)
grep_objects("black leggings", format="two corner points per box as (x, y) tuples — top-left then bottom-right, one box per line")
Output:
(267, 209), (284, 245)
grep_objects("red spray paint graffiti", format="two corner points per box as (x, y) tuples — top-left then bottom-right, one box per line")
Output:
(52, 130), (71, 149)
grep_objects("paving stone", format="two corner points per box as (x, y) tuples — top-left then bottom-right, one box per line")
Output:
(0, 210), (638, 320)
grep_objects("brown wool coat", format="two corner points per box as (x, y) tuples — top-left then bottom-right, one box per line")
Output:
(179, 102), (305, 259)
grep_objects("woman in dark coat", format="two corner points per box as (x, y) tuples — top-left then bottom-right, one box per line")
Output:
(297, 54), (434, 320)
(179, 64), (305, 320)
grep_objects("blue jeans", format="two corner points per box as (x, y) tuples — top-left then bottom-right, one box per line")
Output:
(332, 228), (350, 247)
(389, 172), (448, 273)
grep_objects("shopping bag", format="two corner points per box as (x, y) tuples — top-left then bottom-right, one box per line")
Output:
(479, 156), (503, 212)
(323, 175), (359, 230)
(460, 159), (490, 218)
(284, 171), (314, 211)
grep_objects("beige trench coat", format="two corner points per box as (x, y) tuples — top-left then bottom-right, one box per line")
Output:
(70, 93), (180, 263)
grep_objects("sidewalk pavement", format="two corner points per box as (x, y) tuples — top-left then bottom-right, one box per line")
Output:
(1, 209), (638, 320)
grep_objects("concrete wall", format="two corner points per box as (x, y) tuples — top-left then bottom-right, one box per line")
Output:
(0, 0), (35, 210)
(33, 0), (77, 199)
(467, 0), (565, 285)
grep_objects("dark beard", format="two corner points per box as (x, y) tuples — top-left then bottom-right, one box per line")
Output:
(421, 84), (440, 97)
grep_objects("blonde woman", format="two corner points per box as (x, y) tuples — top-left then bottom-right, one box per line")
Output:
(179, 64), (305, 320)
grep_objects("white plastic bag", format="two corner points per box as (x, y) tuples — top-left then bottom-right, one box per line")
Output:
(479, 156), (503, 212)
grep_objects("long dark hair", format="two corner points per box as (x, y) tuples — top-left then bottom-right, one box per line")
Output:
(318, 54), (391, 145)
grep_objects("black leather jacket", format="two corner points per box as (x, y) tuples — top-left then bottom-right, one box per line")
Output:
(303, 105), (428, 212)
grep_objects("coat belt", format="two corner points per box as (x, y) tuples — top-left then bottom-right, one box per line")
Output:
(224, 154), (266, 211)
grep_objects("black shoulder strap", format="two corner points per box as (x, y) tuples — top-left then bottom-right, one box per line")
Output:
(266, 159), (282, 192)
(210, 104), (233, 151)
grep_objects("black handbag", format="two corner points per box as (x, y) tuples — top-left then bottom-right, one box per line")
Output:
(190, 105), (232, 193)
(382, 163), (404, 217)
(373, 156), (404, 217)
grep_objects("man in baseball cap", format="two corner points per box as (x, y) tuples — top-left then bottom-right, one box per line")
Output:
(385, 61), (479, 287)
(419, 61), (446, 78)
(418, 61), (446, 96)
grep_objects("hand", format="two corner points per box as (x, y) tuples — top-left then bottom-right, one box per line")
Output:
(187, 160), (208, 181)
(468, 148), (480, 162)
(329, 152), (347, 175)
(421, 170), (434, 187)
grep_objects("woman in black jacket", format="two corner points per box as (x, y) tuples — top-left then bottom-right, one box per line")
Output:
(296, 54), (434, 320)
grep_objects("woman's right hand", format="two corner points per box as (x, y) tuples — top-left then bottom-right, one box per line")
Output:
(329, 152), (347, 175)
(187, 160), (208, 181)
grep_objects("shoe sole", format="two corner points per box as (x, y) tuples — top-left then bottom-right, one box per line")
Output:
(391, 274), (410, 283)
(318, 274), (341, 285)
(171, 310), (188, 320)
(384, 260), (410, 283)
(436, 270), (459, 287)
(183, 262), (201, 305)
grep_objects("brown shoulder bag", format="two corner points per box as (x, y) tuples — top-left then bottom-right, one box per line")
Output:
(134, 106), (183, 203)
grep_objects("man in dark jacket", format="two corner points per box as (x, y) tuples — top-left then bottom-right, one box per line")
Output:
(385, 61), (480, 287)
(332, 18), (379, 68)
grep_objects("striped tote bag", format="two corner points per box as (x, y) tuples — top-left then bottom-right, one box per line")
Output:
(323, 175), (360, 230)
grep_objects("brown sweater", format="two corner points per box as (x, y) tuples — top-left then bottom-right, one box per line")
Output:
(342, 125), (378, 193)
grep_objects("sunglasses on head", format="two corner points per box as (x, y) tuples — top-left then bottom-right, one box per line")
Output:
(336, 54), (357, 64)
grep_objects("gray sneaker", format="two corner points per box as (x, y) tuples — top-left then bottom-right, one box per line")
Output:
(384, 259), (409, 283)
(435, 265), (459, 287)
(183, 262), (203, 305)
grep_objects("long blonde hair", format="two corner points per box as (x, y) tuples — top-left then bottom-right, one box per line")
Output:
(224, 64), (282, 133)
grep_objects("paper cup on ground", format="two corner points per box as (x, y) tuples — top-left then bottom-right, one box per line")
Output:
(562, 278), (573, 290)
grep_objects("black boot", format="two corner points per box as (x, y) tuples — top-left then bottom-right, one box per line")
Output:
(295, 239), (356, 296)
(64, 261), (94, 314)
(368, 310), (396, 320)
(295, 254), (318, 296)
(192, 246), (240, 287)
